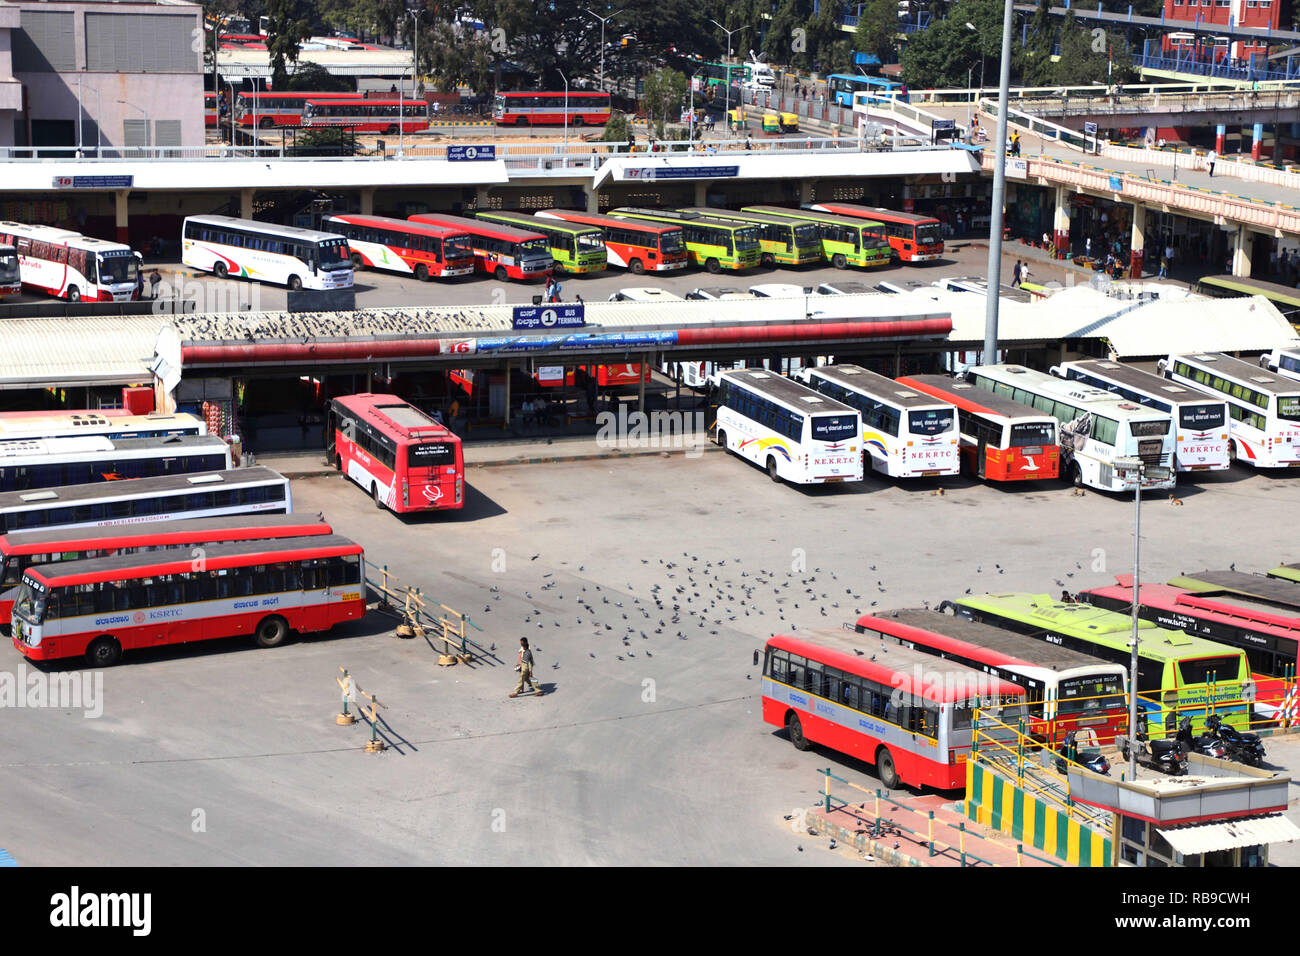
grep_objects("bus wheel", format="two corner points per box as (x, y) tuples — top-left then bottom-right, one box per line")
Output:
(572, 115), (584, 127)
(213, 262), (228, 279)
(254, 615), (289, 648)
(415, 263), (429, 282)
(1070, 462), (1083, 488)
(786, 712), (810, 750)
(1227, 439), (1238, 464)
(259, 117), (274, 129)
(334, 454), (342, 471)
(494, 266), (508, 282)
(767, 456), (781, 482)
(372, 483), (385, 509)
(628, 258), (644, 275)
(350, 252), (362, 269)
(705, 258), (721, 274)
(715, 429), (727, 450)
(67, 287), (81, 302)
(386, 124), (399, 135)
(86, 636), (122, 668)
(516, 116), (528, 127)
(287, 275), (303, 291)
(875, 747), (901, 789)
(761, 253), (775, 268)
(832, 253), (847, 269)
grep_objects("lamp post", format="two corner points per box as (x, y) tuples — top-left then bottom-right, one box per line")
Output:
(710, 18), (742, 124)
(583, 7), (624, 94)
(407, 9), (421, 96)
(226, 79), (237, 149)
(982, 0), (1014, 366)
(689, 70), (704, 148)
(559, 69), (569, 155)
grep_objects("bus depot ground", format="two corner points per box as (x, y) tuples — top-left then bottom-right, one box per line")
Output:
(2, 448), (1300, 867)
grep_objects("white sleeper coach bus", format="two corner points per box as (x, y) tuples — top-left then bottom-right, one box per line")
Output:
(966, 364), (1176, 493)
(1161, 353), (1300, 468)
(182, 215), (353, 290)
(1261, 347), (1300, 384)
(1050, 359), (1230, 473)
(710, 369), (863, 485)
(797, 364), (959, 478)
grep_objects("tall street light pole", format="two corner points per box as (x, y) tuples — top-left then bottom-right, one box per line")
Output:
(583, 7), (624, 94)
(709, 18), (741, 126)
(559, 69), (569, 154)
(408, 9), (421, 96)
(983, 0), (1014, 365)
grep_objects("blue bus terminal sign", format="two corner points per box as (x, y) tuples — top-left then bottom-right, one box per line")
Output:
(512, 304), (586, 331)
(447, 145), (496, 161)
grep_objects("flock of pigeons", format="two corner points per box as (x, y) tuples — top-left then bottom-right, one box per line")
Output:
(173, 307), (506, 343)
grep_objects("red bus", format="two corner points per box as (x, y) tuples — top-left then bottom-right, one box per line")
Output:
(205, 92), (219, 128)
(408, 213), (553, 281)
(1080, 574), (1300, 715)
(535, 209), (687, 274)
(0, 513), (333, 624)
(235, 91), (363, 128)
(896, 374), (1060, 481)
(323, 214), (474, 280)
(762, 629), (1026, 790)
(855, 609), (1129, 746)
(10, 535), (365, 667)
(326, 393), (464, 513)
(808, 203), (944, 262)
(302, 98), (430, 133)
(494, 91), (611, 126)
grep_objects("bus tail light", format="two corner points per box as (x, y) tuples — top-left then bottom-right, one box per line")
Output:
(402, 480), (409, 506)
(455, 478), (463, 503)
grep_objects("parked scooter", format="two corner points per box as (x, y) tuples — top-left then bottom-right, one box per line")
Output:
(1116, 714), (1188, 775)
(1054, 730), (1111, 776)
(1176, 716), (1229, 761)
(1206, 713), (1267, 767)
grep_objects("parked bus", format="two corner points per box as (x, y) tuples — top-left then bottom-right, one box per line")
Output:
(1160, 353), (1300, 468)
(951, 593), (1253, 738)
(855, 609), (1129, 745)
(0, 222), (139, 302)
(966, 365), (1175, 492)
(1050, 359), (1230, 473)
(476, 211), (607, 274)
(205, 91), (219, 128)
(326, 393), (464, 513)
(895, 374), (1060, 481)
(408, 213), (553, 281)
(1269, 563), (1300, 585)
(0, 244), (18, 297)
(741, 206), (892, 270)
(235, 91), (364, 129)
(0, 513), (332, 624)
(827, 73), (901, 107)
(797, 364), (960, 478)
(1261, 346), (1300, 384)
(762, 628), (1027, 789)
(676, 208), (823, 268)
(182, 215), (353, 290)
(302, 98), (430, 133)
(0, 435), (231, 494)
(710, 368), (863, 485)
(611, 208), (760, 273)
(0, 467), (292, 535)
(808, 203), (944, 262)
(322, 214), (474, 280)
(493, 91), (611, 126)
(1079, 575), (1298, 712)
(537, 209), (687, 274)
(0, 411), (205, 443)
(1193, 274), (1300, 326)
(11, 534), (365, 667)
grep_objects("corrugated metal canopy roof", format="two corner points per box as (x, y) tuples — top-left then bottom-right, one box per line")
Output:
(1157, 814), (1300, 856)
(0, 315), (161, 390)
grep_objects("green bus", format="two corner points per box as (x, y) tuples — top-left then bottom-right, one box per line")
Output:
(1268, 563), (1300, 585)
(610, 208), (760, 273)
(692, 60), (749, 88)
(1193, 274), (1300, 327)
(475, 211), (607, 274)
(676, 207), (824, 268)
(950, 592), (1253, 738)
(742, 205), (892, 270)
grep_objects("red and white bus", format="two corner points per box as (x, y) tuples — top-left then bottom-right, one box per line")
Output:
(327, 393), (464, 513)
(11, 534), (365, 667)
(808, 203), (944, 262)
(0, 244), (20, 297)
(493, 91), (611, 126)
(762, 628), (1026, 790)
(408, 213), (553, 281)
(0, 222), (139, 302)
(855, 609), (1129, 746)
(323, 214), (474, 280)
(235, 91), (364, 128)
(896, 374), (1060, 481)
(535, 209), (688, 274)
(302, 98), (431, 133)
(205, 92), (219, 128)
(0, 513), (332, 624)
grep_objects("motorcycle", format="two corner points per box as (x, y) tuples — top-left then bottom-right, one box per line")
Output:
(1054, 730), (1111, 776)
(1116, 714), (1188, 776)
(1206, 713), (1267, 767)
(1176, 716), (1229, 761)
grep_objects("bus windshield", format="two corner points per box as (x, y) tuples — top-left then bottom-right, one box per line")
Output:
(793, 223), (820, 245)
(660, 233), (684, 255)
(909, 409), (954, 435)
(443, 236), (472, 260)
(317, 239), (351, 270)
(916, 223), (943, 246)
(97, 253), (138, 285)
(1009, 422), (1055, 446)
(520, 238), (550, 254)
(734, 227), (760, 252)
(1180, 405), (1225, 429)
(13, 579), (45, 623)
(811, 416), (858, 441)
(1058, 674), (1125, 714)
(1277, 396), (1300, 422)
(577, 232), (605, 250)
(0, 251), (18, 280)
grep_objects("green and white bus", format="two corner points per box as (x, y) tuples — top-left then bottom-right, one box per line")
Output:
(610, 208), (760, 273)
(950, 592), (1253, 738)
(1193, 274), (1300, 327)
(741, 206), (892, 270)
(475, 211), (607, 274)
(675, 208), (824, 268)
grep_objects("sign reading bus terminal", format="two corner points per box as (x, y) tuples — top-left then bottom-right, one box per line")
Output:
(511, 304), (586, 331)
(447, 145), (496, 161)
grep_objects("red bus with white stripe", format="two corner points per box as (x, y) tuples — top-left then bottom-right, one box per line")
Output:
(408, 213), (553, 281)
(326, 393), (464, 513)
(808, 203), (944, 262)
(0, 222), (140, 302)
(235, 91), (364, 128)
(10, 535), (365, 666)
(494, 91), (611, 126)
(323, 214), (474, 280)
(0, 244), (19, 297)
(302, 98), (431, 133)
(535, 209), (687, 274)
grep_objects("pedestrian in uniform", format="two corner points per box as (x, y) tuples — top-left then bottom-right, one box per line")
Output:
(510, 637), (543, 697)
(1011, 260), (1023, 288)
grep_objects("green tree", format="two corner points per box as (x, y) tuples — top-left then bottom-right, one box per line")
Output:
(805, 0), (850, 74)
(1052, 12), (1134, 86)
(641, 67), (687, 131)
(283, 61), (353, 92)
(764, 0), (809, 69)
(263, 0), (312, 89)
(601, 111), (633, 142)
(289, 126), (359, 156)
(853, 0), (899, 66)
(1020, 0), (1057, 88)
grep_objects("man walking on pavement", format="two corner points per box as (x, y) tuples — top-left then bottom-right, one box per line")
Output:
(1207, 148), (1217, 177)
(510, 637), (543, 697)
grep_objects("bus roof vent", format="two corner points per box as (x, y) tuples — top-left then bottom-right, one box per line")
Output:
(1164, 631), (1193, 646)
(1249, 376), (1275, 384)
(1160, 386), (1184, 393)
(1195, 354), (1217, 361)
(1118, 402), (1139, 410)
(952, 382), (972, 389)
(1007, 367), (1026, 374)
(894, 390), (918, 399)
(1097, 362), (1120, 369)
(19, 491), (58, 502)
(747, 372), (770, 379)
(840, 368), (861, 375)
(187, 474), (225, 484)
(800, 397), (825, 404)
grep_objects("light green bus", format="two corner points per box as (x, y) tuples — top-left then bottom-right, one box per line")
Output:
(677, 207), (824, 268)
(1268, 563), (1300, 584)
(476, 210), (607, 274)
(742, 205), (892, 270)
(610, 208), (760, 273)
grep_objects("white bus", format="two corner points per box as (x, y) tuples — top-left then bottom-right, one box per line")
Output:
(1050, 359), (1230, 473)
(0, 221), (140, 302)
(1160, 353), (1300, 468)
(1261, 347), (1300, 384)
(0, 467), (291, 534)
(710, 369), (863, 485)
(796, 364), (960, 478)
(182, 215), (354, 290)
(0, 435), (232, 494)
(966, 364), (1176, 492)
(0, 244), (19, 297)
(0, 411), (205, 443)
